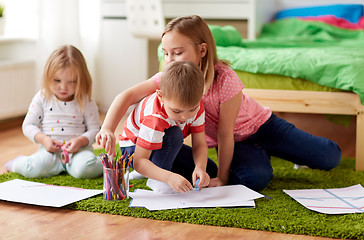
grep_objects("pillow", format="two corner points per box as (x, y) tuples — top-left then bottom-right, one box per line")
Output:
(208, 25), (242, 47)
(275, 4), (364, 23)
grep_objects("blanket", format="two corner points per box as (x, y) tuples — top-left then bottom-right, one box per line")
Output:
(216, 19), (364, 104)
(157, 19), (364, 104)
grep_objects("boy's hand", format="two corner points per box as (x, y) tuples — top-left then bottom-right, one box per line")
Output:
(192, 167), (210, 189)
(96, 129), (116, 157)
(167, 173), (193, 193)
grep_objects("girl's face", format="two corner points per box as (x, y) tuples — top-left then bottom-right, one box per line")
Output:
(161, 30), (201, 66)
(51, 67), (77, 102)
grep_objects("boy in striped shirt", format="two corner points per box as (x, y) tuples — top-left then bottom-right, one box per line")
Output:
(119, 61), (217, 193)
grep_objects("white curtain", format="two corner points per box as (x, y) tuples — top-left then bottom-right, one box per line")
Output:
(37, 0), (100, 92)
(5, 0), (100, 92)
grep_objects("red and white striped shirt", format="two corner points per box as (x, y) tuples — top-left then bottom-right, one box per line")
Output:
(119, 92), (205, 150)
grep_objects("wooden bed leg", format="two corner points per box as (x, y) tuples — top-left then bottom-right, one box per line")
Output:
(355, 100), (364, 171)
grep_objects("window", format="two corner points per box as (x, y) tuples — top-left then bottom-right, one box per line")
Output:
(1, 0), (39, 38)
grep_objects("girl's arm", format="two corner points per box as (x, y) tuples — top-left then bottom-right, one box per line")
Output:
(34, 132), (62, 153)
(96, 78), (158, 156)
(212, 91), (242, 186)
(133, 145), (193, 193)
(23, 91), (62, 153)
(191, 131), (210, 188)
(64, 99), (102, 153)
(22, 91), (43, 143)
(81, 99), (102, 145)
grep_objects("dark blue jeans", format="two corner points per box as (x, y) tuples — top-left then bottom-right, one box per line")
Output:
(120, 126), (218, 183)
(219, 114), (341, 191)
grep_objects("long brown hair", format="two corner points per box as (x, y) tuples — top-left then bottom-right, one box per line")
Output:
(163, 15), (225, 94)
(41, 45), (92, 112)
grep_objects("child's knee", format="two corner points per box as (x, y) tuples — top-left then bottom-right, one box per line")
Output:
(246, 171), (272, 192)
(13, 153), (57, 178)
(232, 166), (273, 192)
(68, 152), (103, 178)
(320, 142), (342, 170)
(164, 126), (183, 146)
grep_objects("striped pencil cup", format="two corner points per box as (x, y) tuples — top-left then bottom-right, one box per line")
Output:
(103, 166), (129, 200)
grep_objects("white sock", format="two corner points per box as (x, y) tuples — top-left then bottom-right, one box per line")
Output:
(146, 178), (176, 194)
(293, 164), (309, 169)
(129, 170), (146, 180)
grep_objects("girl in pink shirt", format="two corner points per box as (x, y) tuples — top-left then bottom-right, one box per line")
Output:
(97, 15), (341, 191)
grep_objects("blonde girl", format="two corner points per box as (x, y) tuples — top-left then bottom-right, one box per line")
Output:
(6, 45), (103, 179)
(97, 15), (341, 191)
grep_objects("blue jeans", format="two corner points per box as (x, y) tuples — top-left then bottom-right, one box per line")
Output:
(219, 114), (342, 191)
(120, 126), (218, 183)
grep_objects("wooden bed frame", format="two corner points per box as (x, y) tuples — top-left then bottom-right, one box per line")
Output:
(243, 0), (364, 171)
(244, 89), (364, 171)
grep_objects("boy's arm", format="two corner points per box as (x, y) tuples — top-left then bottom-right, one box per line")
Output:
(133, 145), (192, 192)
(96, 78), (158, 156)
(191, 131), (210, 188)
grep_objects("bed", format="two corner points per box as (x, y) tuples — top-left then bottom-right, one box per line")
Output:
(211, 2), (364, 171)
(158, 2), (364, 170)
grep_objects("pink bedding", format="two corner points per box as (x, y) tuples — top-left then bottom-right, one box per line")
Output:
(301, 15), (364, 30)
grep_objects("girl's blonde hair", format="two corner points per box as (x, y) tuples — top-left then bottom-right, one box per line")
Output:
(41, 45), (92, 112)
(161, 61), (204, 107)
(163, 15), (224, 93)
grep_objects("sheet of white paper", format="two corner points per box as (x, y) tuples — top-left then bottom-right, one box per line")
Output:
(130, 193), (255, 211)
(0, 179), (103, 207)
(129, 184), (264, 210)
(284, 184), (364, 214)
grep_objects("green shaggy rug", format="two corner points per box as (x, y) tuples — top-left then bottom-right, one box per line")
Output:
(1, 148), (364, 239)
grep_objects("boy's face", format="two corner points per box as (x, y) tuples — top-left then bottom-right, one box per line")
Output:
(157, 90), (200, 124)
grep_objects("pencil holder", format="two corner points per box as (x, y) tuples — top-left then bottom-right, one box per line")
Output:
(99, 153), (133, 201)
(103, 166), (129, 200)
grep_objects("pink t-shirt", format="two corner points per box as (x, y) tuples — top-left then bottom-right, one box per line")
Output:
(152, 63), (272, 148)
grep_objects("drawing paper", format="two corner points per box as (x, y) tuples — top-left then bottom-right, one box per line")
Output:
(129, 184), (264, 210)
(284, 184), (364, 214)
(0, 179), (102, 207)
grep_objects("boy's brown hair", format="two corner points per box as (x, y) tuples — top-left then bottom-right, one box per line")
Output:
(160, 61), (204, 107)
(41, 45), (92, 111)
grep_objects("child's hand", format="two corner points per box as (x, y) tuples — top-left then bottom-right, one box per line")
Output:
(42, 136), (62, 153)
(208, 177), (225, 187)
(63, 137), (86, 153)
(96, 129), (116, 157)
(167, 173), (193, 193)
(192, 168), (210, 189)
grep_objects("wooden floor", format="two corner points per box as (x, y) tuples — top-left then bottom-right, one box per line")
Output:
(0, 116), (334, 240)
